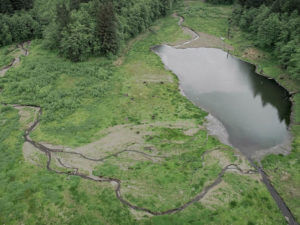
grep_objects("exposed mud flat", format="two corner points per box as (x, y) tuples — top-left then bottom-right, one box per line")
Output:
(23, 120), (202, 176)
(18, 105), (258, 217)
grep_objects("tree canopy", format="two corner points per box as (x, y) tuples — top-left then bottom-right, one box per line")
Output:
(231, 0), (300, 79)
(0, 0), (179, 61)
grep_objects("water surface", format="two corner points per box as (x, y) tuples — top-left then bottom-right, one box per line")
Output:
(153, 45), (291, 158)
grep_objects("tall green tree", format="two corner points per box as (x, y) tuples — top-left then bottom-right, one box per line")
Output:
(96, 1), (119, 55)
(277, 40), (297, 69)
(56, 3), (70, 30)
(288, 47), (300, 79)
(60, 22), (96, 61)
(10, 0), (33, 11)
(0, 16), (12, 46)
(70, 0), (81, 11)
(232, 0), (300, 79)
(257, 13), (282, 48)
(0, 0), (13, 14)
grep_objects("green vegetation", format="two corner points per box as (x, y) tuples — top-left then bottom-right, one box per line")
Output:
(50, 0), (181, 61)
(0, 0), (33, 14)
(0, 45), (16, 68)
(178, 0), (300, 221)
(1, 0), (180, 61)
(93, 129), (226, 212)
(0, 105), (137, 225)
(206, 0), (233, 5)
(180, 1), (232, 37)
(0, 0), (299, 224)
(231, 0), (300, 80)
(0, 12), (41, 46)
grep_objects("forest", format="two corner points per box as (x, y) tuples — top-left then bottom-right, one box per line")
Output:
(204, 0), (300, 80)
(1, 0), (299, 80)
(1, 0), (299, 79)
(230, 0), (300, 80)
(0, 0), (178, 61)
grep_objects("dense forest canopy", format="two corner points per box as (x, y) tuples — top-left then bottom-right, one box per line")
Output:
(207, 0), (300, 80)
(231, 0), (300, 80)
(0, 0), (179, 61)
(0, 0), (33, 14)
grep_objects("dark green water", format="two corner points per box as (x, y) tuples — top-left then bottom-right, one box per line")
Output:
(153, 45), (292, 158)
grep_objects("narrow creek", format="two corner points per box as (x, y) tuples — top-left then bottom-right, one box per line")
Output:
(153, 15), (297, 225)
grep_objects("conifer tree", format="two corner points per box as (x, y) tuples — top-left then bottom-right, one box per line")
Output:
(0, 0), (13, 14)
(56, 3), (70, 29)
(96, 1), (119, 55)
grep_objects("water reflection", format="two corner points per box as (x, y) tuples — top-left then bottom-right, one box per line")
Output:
(246, 66), (291, 125)
(153, 45), (291, 157)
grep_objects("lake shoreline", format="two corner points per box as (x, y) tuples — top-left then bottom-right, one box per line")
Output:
(152, 14), (298, 224)
(155, 18), (294, 161)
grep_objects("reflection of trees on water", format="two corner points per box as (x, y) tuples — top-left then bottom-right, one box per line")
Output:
(243, 62), (291, 126)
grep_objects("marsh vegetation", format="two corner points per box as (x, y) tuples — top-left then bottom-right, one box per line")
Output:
(0, 0), (299, 224)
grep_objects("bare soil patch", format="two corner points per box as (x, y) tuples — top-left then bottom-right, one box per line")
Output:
(177, 31), (233, 50)
(242, 47), (265, 61)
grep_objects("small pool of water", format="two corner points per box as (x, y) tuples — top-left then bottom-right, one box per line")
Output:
(153, 45), (292, 158)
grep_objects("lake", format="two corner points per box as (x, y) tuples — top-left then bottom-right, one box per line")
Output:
(153, 45), (292, 159)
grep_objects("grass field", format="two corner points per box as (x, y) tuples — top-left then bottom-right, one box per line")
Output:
(0, 45), (18, 69)
(0, 2), (296, 225)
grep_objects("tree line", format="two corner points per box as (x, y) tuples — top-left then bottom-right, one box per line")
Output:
(232, 0), (300, 80)
(0, 0), (178, 61)
(0, 0), (40, 46)
(205, 0), (300, 80)
(206, 0), (234, 4)
(0, 0), (33, 14)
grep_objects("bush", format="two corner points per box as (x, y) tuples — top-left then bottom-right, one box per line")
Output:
(60, 22), (98, 61)
(0, 12), (41, 47)
(207, 0), (234, 4)
(231, 2), (300, 80)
